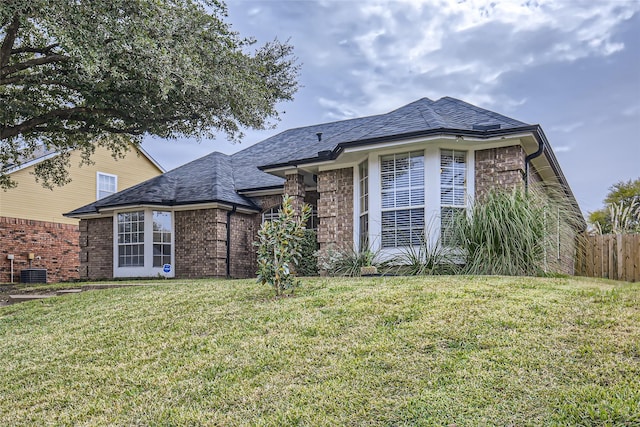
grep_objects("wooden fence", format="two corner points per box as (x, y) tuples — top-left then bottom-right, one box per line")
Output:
(574, 233), (640, 282)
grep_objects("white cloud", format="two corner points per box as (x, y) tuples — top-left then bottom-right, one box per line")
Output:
(307, 0), (639, 121)
(550, 122), (585, 133)
(553, 145), (572, 153)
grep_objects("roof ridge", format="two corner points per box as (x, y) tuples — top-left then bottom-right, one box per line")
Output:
(435, 96), (528, 126)
(333, 97), (437, 141)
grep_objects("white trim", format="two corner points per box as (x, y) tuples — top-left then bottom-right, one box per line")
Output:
(362, 142), (478, 258)
(318, 161), (359, 172)
(96, 202), (259, 215)
(135, 145), (166, 173)
(3, 151), (60, 175)
(352, 164), (359, 250)
(113, 208), (175, 278)
(96, 171), (118, 200)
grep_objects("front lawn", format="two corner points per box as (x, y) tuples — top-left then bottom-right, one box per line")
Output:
(1, 276), (638, 425)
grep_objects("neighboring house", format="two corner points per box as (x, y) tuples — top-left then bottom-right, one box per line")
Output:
(66, 97), (582, 280)
(0, 144), (164, 283)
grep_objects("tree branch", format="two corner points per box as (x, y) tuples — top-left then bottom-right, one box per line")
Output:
(0, 106), (124, 139)
(11, 43), (60, 55)
(0, 54), (70, 77)
(0, 16), (20, 69)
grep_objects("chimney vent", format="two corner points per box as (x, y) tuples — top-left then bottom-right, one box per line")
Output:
(316, 132), (323, 142)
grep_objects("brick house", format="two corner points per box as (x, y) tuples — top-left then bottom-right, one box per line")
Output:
(65, 97), (582, 280)
(1, 144), (164, 283)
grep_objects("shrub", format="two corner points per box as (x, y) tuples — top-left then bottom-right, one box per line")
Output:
(395, 231), (459, 275)
(297, 229), (319, 276)
(455, 187), (578, 276)
(255, 195), (311, 296)
(316, 245), (381, 277)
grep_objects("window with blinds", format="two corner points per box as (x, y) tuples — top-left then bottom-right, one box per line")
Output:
(359, 160), (369, 250)
(440, 149), (466, 246)
(381, 151), (425, 247)
(262, 205), (318, 230)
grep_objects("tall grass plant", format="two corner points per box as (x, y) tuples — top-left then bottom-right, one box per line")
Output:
(456, 187), (580, 276)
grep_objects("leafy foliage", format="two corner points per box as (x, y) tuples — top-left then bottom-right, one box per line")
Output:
(297, 229), (319, 277)
(316, 245), (381, 277)
(0, 0), (299, 188)
(589, 178), (640, 234)
(456, 188), (578, 276)
(395, 229), (459, 275)
(255, 195), (311, 296)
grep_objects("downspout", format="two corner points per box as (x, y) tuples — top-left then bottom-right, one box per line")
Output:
(524, 131), (545, 194)
(226, 205), (237, 278)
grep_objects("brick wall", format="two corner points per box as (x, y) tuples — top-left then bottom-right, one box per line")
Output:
(0, 216), (80, 283)
(75, 191), (320, 281)
(175, 209), (227, 278)
(284, 174), (306, 215)
(475, 145), (526, 200)
(79, 217), (113, 280)
(174, 208), (259, 279)
(229, 211), (258, 278)
(317, 168), (353, 252)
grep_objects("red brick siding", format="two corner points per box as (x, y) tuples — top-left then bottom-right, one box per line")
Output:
(317, 168), (353, 251)
(475, 146), (526, 199)
(79, 217), (113, 280)
(0, 216), (80, 283)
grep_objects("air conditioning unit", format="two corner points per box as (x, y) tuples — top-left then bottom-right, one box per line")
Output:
(20, 269), (47, 284)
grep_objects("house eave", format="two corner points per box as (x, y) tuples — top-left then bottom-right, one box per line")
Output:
(65, 200), (260, 218)
(258, 126), (542, 173)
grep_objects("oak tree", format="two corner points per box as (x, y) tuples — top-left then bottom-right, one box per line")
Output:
(0, 0), (298, 188)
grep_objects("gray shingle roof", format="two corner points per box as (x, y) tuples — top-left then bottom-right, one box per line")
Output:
(67, 152), (259, 215)
(66, 97), (533, 216)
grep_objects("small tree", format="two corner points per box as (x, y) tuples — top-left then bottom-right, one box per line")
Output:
(256, 195), (311, 296)
(589, 178), (640, 234)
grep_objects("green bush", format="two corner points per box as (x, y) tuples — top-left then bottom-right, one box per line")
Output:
(394, 219), (459, 275)
(317, 244), (388, 277)
(255, 195), (311, 296)
(297, 229), (319, 276)
(455, 188), (577, 276)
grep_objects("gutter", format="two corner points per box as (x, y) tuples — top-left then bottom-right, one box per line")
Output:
(226, 205), (237, 278)
(524, 127), (545, 193)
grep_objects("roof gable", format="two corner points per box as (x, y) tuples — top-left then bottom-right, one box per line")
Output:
(2, 143), (165, 175)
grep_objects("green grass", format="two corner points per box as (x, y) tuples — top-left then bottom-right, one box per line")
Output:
(1, 276), (638, 426)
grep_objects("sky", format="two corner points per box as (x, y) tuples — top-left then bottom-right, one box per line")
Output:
(141, 0), (640, 217)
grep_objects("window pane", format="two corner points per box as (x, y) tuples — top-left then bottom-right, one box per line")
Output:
(117, 211), (145, 267)
(380, 152), (425, 248)
(98, 173), (117, 200)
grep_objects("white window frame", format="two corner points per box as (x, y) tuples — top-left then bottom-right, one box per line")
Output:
(97, 172), (117, 200)
(440, 149), (468, 246)
(379, 151), (425, 248)
(358, 159), (369, 251)
(262, 204), (319, 230)
(359, 142), (475, 258)
(113, 208), (175, 278)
